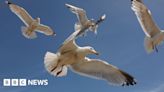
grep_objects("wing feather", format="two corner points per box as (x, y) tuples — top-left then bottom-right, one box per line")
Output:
(131, 0), (160, 37)
(36, 24), (55, 36)
(58, 31), (79, 54)
(65, 4), (88, 26)
(71, 58), (136, 86)
(9, 3), (34, 26)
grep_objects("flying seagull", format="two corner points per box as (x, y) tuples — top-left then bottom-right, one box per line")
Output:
(65, 3), (106, 37)
(5, 0), (55, 39)
(131, 0), (164, 53)
(44, 31), (136, 86)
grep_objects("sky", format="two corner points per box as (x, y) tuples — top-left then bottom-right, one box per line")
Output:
(0, 0), (164, 92)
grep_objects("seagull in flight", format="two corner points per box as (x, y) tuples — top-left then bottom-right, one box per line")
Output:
(65, 3), (106, 38)
(6, 0), (55, 39)
(44, 31), (136, 86)
(131, 0), (164, 53)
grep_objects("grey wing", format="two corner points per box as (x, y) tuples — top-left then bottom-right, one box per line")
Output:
(9, 4), (34, 26)
(71, 58), (136, 86)
(65, 4), (88, 26)
(36, 24), (55, 36)
(58, 31), (79, 54)
(131, 0), (160, 37)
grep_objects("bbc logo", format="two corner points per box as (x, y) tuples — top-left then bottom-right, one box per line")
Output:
(3, 79), (27, 86)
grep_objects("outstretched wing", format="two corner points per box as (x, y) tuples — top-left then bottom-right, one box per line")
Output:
(36, 24), (55, 36)
(131, 0), (160, 37)
(7, 1), (33, 26)
(65, 4), (88, 26)
(71, 58), (136, 86)
(58, 31), (79, 54)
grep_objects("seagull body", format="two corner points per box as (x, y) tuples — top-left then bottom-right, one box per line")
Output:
(44, 31), (136, 86)
(131, 0), (164, 53)
(6, 1), (55, 39)
(65, 4), (106, 37)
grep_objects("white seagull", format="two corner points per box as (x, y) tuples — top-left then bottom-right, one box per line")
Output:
(6, 1), (55, 39)
(65, 3), (106, 37)
(131, 0), (164, 53)
(44, 32), (136, 86)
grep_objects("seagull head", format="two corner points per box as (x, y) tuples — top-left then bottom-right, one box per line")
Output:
(83, 46), (99, 55)
(88, 20), (96, 28)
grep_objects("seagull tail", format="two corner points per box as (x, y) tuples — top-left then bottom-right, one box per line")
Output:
(44, 52), (59, 76)
(21, 26), (37, 39)
(144, 31), (164, 53)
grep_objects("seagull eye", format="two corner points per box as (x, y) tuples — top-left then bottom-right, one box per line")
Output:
(90, 47), (93, 50)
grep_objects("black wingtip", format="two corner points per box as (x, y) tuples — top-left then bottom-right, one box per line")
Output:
(5, 0), (12, 5)
(51, 32), (56, 37)
(120, 70), (137, 86)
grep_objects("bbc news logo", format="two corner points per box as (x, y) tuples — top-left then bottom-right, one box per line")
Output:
(3, 79), (48, 87)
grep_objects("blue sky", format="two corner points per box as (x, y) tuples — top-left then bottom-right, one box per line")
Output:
(0, 0), (164, 92)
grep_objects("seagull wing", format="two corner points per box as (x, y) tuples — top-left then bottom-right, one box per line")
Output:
(71, 58), (136, 86)
(58, 31), (79, 54)
(131, 0), (160, 37)
(8, 3), (34, 26)
(65, 4), (88, 26)
(36, 24), (55, 36)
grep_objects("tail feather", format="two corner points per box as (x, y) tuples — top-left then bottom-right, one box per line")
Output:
(44, 52), (59, 75)
(21, 26), (37, 39)
(144, 31), (164, 53)
(56, 66), (68, 77)
(44, 52), (68, 77)
(144, 36), (153, 53)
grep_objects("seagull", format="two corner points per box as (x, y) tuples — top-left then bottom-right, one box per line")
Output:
(65, 3), (106, 37)
(131, 0), (164, 53)
(44, 31), (136, 86)
(5, 0), (55, 39)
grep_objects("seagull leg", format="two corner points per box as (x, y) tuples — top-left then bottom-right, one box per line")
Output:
(154, 45), (158, 53)
(56, 65), (64, 76)
(51, 66), (57, 72)
(152, 42), (158, 53)
(50, 59), (60, 72)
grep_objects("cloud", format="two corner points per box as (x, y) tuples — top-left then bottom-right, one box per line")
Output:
(133, 83), (164, 92)
(149, 84), (164, 92)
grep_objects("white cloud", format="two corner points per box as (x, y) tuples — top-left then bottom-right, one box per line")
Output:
(133, 83), (164, 92)
(150, 84), (164, 92)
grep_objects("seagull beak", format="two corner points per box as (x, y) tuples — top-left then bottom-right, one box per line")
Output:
(95, 52), (99, 55)
(93, 50), (99, 55)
